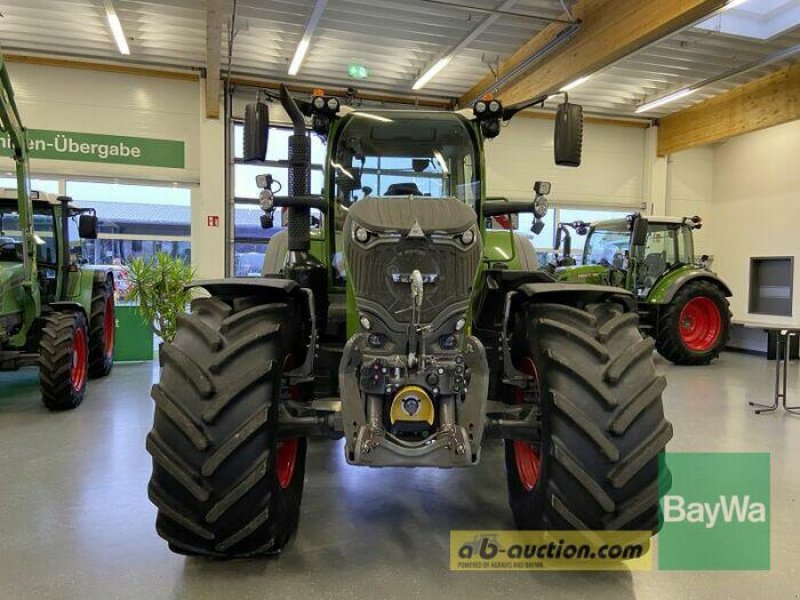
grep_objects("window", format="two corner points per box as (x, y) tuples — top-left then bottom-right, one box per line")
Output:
(750, 257), (793, 317)
(0, 176), (60, 195)
(65, 180), (192, 266)
(331, 111), (480, 212)
(231, 122), (327, 275)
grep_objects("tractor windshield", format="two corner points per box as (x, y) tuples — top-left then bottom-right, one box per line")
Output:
(0, 202), (58, 264)
(331, 111), (480, 219)
(583, 221), (630, 267)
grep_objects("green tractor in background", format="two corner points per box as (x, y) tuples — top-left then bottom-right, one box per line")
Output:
(146, 85), (672, 558)
(0, 53), (116, 410)
(553, 214), (731, 365)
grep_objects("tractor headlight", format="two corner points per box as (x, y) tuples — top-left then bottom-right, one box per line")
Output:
(326, 97), (339, 112)
(460, 227), (475, 245)
(474, 100), (487, 114)
(312, 96), (325, 110)
(359, 315), (372, 330)
(488, 100), (501, 113)
(354, 226), (370, 243)
(455, 317), (466, 331)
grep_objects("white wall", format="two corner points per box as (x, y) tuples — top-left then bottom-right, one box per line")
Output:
(0, 63), (227, 278)
(485, 116), (647, 209)
(711, 119), (800, 323)
(665, 146), (715, 256)
(2, 63), (201, 183)
(655, 119), (800, 351)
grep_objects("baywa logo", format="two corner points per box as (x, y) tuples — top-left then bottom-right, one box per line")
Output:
(662, 494), (767, 529)
(658, 452), (770, 571)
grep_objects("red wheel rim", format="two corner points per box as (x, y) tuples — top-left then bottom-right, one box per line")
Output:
(513, 356), (541, 492)
(71, 326), (89, 392)
(679, 296), (721, 352)
(276, 354), (299, 489)
(103, 294), (115, 357)
(276, 438), (298, 489)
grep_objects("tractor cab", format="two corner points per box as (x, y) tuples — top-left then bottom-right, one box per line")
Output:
(581, 214), (700, 295)
(0, 189), (98, 306)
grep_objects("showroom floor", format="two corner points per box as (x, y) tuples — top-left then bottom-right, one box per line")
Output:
(0, 352), (796, 600)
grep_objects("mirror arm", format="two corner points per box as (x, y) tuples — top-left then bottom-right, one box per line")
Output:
(272, 195), (328, 213)
(483, 200), (538, 217)
(502, 92), (567, 121)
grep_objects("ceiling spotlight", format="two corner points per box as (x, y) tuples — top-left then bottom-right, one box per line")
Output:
(412, 57), (451, 90)
(635, 88), (696, 113)
(560, 75), (592, 92)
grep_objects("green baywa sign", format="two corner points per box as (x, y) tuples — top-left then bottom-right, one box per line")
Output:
(0, 129), (185, 169)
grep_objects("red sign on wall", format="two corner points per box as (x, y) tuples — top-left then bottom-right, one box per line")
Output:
(207, 215), (220, 227)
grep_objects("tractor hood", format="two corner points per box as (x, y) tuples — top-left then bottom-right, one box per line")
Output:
(343, 196), (481, 334)
(345, 196), (475, 235)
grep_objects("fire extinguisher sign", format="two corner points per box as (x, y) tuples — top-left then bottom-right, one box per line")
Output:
(207, 215), (220, 227)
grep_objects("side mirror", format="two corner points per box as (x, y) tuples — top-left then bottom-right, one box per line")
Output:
(243, 102), (269, 162)
(631, 217), (648, 246)
(531, 219), (545, 235)
(78, 214), (98, 240)
(554, 102), (584, 167)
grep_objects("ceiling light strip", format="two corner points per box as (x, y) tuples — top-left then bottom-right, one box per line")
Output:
(635, 42), (800, 113)
(103, 0), (130, 55)
(288, 0), (328, 76)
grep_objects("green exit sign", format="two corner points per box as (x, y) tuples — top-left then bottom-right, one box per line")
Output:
(348, 64), (369, 80)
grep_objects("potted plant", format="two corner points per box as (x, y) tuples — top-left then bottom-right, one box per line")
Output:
(127, 252), (195, 344)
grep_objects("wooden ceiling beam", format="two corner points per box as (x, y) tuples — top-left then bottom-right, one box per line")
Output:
(460, 0), (727, 107)
(657, 62), (800, 156)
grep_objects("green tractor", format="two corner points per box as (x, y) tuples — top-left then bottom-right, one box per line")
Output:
(147, 86), (672, 558)
(553, 214), (731, 365)
(0, 55), (116, 410)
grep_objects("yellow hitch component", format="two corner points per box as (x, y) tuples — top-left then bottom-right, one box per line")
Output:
(390, 385), (434, 425)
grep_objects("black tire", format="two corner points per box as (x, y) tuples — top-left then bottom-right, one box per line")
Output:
(88, 276), (115, 378)
(655, 281), (730, 366)
(147, 295), (307, 558)
(39, 311), (90, 411)
(505, 301), (672, 535)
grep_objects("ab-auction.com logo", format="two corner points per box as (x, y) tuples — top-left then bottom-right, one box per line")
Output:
(450, 531), (651, 571)
(657, 452), (770, 570)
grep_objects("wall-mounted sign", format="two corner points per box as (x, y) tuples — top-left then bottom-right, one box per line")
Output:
(0, 129), (185, 169)
(207, 215), (220, 227)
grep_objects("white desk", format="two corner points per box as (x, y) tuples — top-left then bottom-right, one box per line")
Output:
(733, 319), (800, 415)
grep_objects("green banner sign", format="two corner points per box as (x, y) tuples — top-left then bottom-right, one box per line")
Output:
(0, 129), (185, 169)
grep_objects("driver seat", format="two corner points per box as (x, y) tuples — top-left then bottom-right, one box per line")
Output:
(384, 182), (422, 196)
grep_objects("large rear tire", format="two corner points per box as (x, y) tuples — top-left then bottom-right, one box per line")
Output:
(655, 281), (730, 366)
(147, 295), (307, 558)
(39, 311), (89, 411)
(505, 301), (672, 534)
(88, 276), (115, 378)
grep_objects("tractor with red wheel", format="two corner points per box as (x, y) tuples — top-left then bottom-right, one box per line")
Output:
(556, 214), (731, 365)
(0, 54), (115, 410)
(146, 85), (672, 558)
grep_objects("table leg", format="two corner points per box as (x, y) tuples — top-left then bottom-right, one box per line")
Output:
(750, 331), (784, 414)
(782, 332), (800, 414)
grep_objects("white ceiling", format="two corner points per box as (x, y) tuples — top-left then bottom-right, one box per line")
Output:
(0, 0), (797, 118)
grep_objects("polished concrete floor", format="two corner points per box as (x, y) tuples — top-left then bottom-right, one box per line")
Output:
(0, 352), (797, 600)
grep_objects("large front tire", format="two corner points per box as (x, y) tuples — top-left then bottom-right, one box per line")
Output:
(39, 311), (89, 411)
(88, 276), (115, 378)
(147, 295), (307, 558)
(505, 301), (672, 534)
(655, 281), (730, 365)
